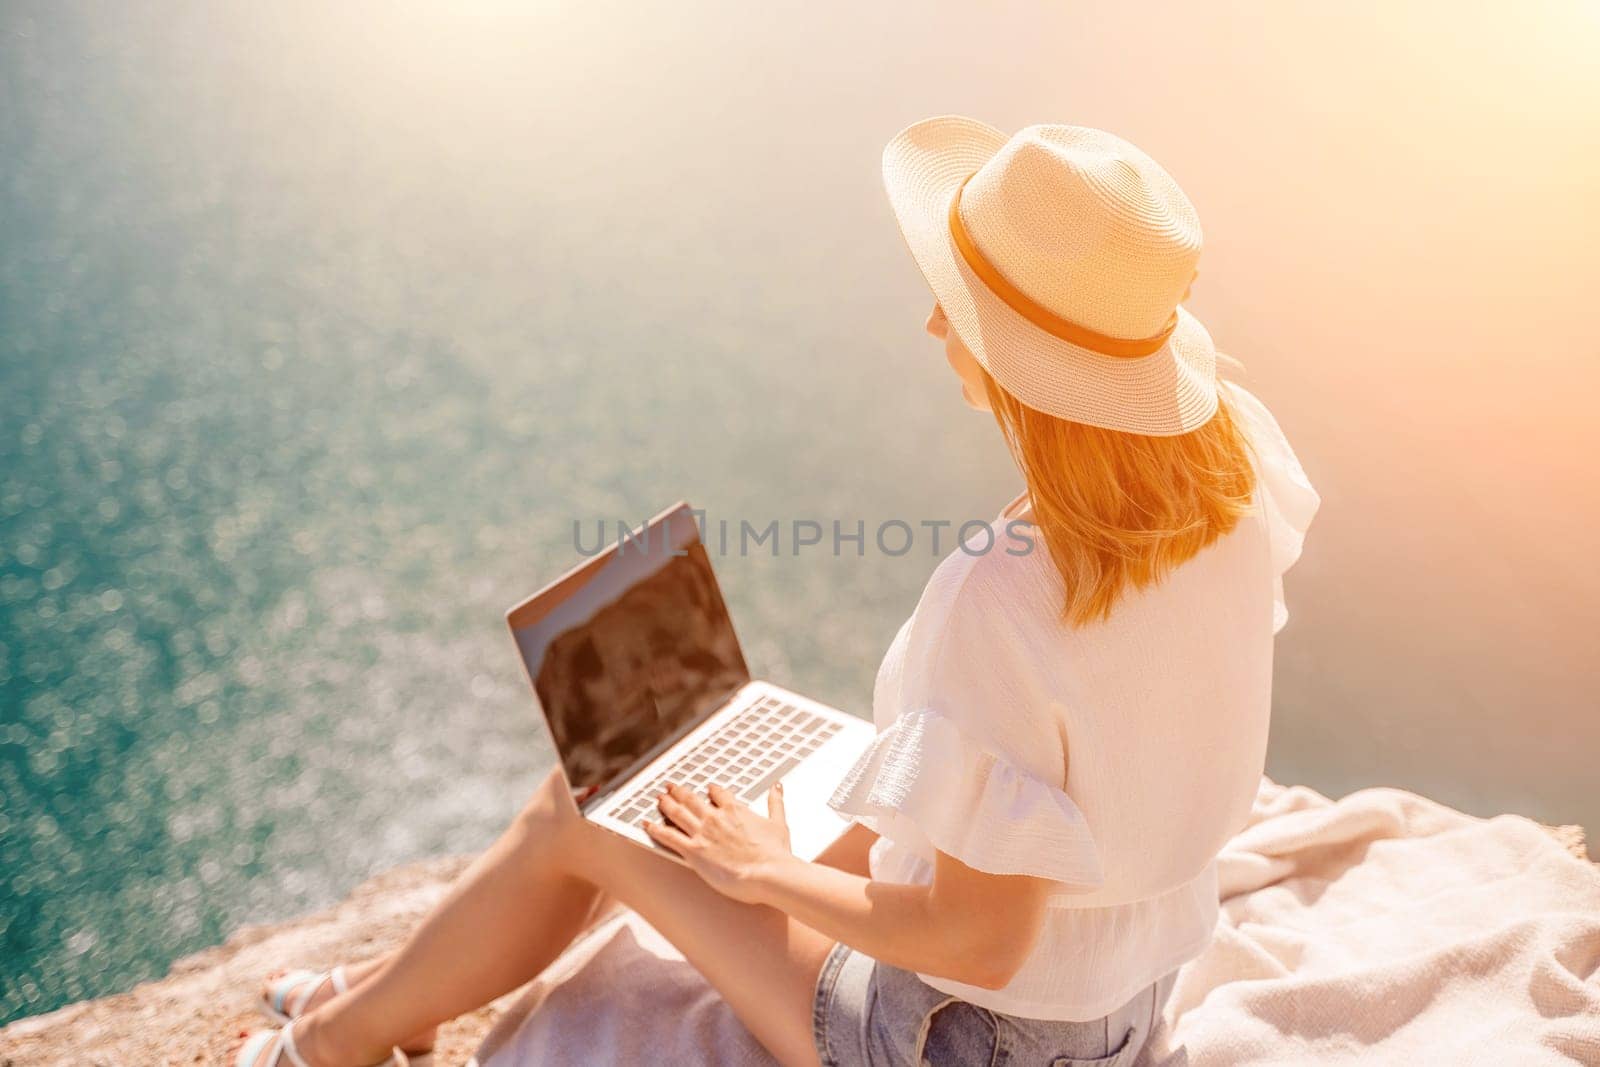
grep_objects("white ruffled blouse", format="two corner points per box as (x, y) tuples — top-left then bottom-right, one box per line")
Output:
(828, 381), (1319, 1021)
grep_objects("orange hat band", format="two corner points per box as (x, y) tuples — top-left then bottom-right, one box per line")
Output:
(948, 173), (1181, 359)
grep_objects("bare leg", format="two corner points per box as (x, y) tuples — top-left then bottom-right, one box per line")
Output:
(567, 817), (836, 1066)
(813, 822), (877, 878)
(291, 770), (609, 1064)
(288, 771), (836, 1066)
(258, 957), (452, 1052)
(270, 825), (879, 1055)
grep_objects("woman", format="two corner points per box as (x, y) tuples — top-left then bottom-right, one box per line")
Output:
(234, 117), (1318, 1067)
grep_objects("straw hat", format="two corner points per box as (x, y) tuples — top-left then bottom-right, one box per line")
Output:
(882, 116), (1217, 436)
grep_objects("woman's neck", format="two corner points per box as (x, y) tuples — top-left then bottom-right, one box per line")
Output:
(1001, 490), (1032, 522)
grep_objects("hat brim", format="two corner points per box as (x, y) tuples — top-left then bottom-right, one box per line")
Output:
(882, 115), (1218, 436)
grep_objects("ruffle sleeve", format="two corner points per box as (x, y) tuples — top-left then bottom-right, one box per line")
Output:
(827, 706), (1105, 889)
(1226, 381), (1320, 634)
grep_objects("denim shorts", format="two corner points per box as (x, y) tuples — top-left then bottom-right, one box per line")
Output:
(811, 943), (1177, 1067)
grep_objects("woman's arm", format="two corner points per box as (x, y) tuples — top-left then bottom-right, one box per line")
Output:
(649, 782), (1052, 990)
(756, 846), (1052, 990)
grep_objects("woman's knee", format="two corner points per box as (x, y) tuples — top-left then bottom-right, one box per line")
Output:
(510, 767), (585, 850)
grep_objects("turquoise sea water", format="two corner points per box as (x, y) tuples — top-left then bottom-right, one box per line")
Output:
(4, 2), (1597, 1026)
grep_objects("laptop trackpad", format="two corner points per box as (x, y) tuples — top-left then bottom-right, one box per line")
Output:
(753, 741), (860, 861)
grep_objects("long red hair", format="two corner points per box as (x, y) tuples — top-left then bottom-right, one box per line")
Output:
(983, 373), (1258, 627)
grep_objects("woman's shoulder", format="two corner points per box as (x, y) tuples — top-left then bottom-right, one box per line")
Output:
(1218, 377), (1321, 622)
(895, 526), (1062, 701)
(917, 521), (1055, 629)
(872, 530), (1075, 777)
(1220, 379), (1316, 497)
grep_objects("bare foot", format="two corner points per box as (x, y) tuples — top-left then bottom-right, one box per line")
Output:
(259, 961), (436, 1055)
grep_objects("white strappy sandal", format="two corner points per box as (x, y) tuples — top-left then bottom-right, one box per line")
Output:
(233, 1019), (413, 1067)
(259, 967), (352, 1025)
(255, 969), (434, 1066)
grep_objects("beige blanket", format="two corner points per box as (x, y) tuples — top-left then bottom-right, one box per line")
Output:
(472, 780), (1600, 1065)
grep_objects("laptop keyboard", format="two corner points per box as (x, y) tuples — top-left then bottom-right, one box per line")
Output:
(604, 696), (843, 829)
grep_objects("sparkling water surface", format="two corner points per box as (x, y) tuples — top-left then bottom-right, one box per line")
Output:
(4, 2), (1597, 1026)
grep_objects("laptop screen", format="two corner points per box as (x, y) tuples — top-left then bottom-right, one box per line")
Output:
(507, 505), (750, 797)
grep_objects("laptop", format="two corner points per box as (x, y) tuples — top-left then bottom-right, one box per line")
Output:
(507, 502), (875, 862)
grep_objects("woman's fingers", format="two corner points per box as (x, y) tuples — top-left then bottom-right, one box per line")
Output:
(656, 789), (702, 834)
(668, 782), (716, 818)
(643, 819), (694, 854)
(706, 783), (736, 808)
(765, 780), (787, 827)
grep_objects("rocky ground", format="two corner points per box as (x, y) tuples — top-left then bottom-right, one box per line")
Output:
(0, 857), (495, 1067)
(2, 827), (1591, 1067)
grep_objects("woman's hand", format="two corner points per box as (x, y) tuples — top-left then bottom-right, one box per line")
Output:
(645, 781), (795, 903)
